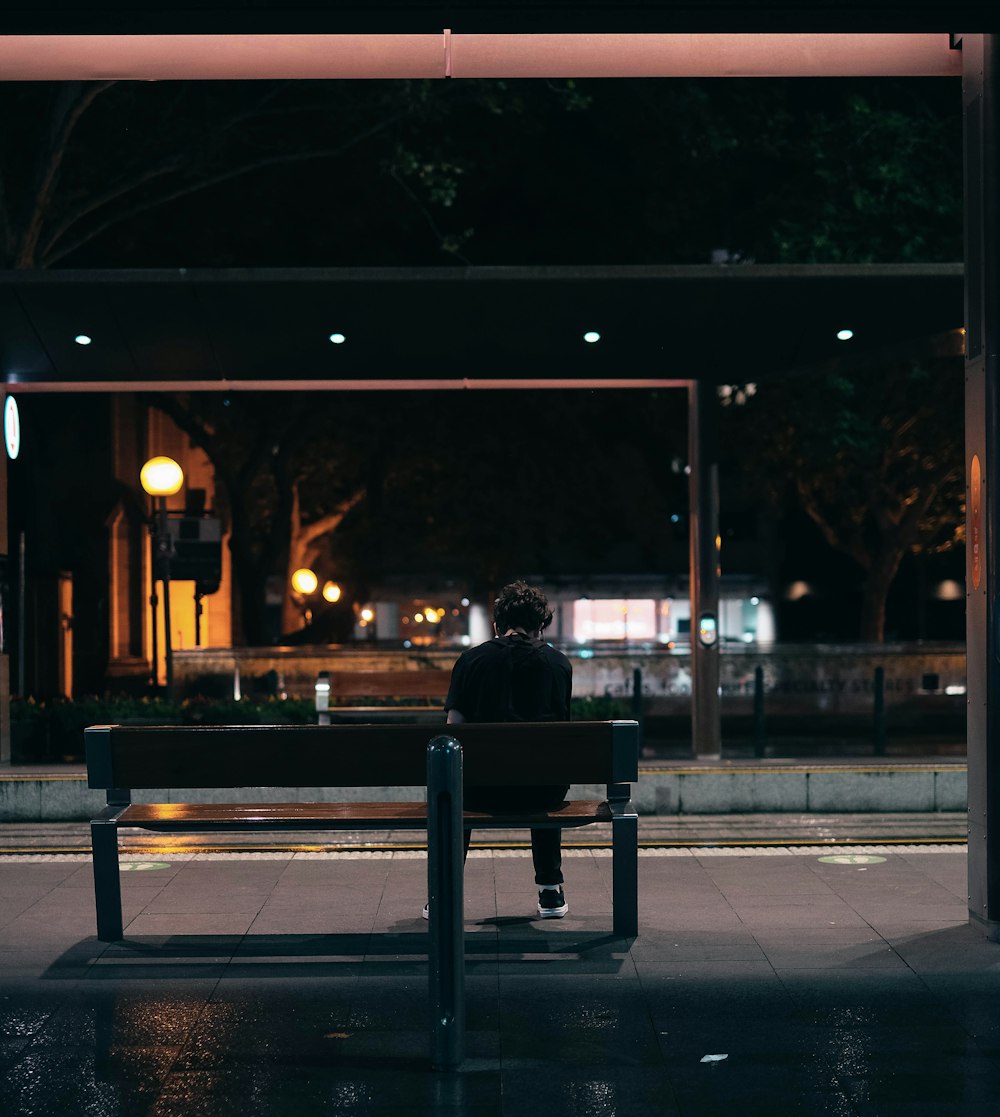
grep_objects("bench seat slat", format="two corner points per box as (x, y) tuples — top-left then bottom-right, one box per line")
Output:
(117, 799), (612, 830)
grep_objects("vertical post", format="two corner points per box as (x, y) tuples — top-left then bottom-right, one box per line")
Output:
(873, 667), (887, 756)
(964, 33), (1000, 940)
(753, 665), (766, 758)
(315, 670), (331, 726)
(0, 469), (9, 763)
(148, 524), (159, 694)
(427, 733), (465, 1070)
(17, 530), (25, 698)
(630, 666), (644, 749)
(688, 380), (722, 758)
(91, 815), (124, 942)
(157, 498), (175, 702)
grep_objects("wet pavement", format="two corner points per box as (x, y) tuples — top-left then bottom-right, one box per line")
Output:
(0, 834), (997, 1116)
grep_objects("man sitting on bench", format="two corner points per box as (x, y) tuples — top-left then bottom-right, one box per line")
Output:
(430, 579), (573, 920)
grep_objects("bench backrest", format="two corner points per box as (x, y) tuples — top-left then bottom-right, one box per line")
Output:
(85, 721), (639, 792)
(321, 670), (452, 700)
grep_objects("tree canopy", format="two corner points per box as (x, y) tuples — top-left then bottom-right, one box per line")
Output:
(0, 74), (965, 649)
(720, 333), (965, 641)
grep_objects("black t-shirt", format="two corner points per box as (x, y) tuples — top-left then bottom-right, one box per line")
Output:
(445, 634), (572, 723)
(446, 634), (573, 812)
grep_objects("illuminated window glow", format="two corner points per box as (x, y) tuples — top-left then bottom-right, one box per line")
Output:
(573, 599), (656, 641)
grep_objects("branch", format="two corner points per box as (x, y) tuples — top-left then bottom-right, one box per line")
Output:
(389, 164), (473, 264)
(796, 477), (871, 569)
(38, 155), (185, 262)
(16, 81), (116, 266)
(41, 110), (407, 266)
(297, 488), (366, 549)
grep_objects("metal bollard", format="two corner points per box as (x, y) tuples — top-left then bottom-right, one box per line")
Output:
(427, 734), (465, 1070)
(315, 671), (331, 726)
(873, 666), (887, 756)
(753, 665), (766, 758)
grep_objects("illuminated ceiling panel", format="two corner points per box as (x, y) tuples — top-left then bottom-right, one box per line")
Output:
(0, 32), (961, 81)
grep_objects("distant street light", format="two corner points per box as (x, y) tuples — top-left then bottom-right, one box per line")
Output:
(322, 580), (342, 603)
(290, 567), (318, 626)
(140, 455), (184, 701)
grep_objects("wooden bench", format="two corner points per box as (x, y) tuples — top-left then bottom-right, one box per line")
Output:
(315, 669), (452, 723)
(85, 720), (640, 943)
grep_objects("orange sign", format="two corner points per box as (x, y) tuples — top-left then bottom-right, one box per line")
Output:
(972, 454), (982, 591)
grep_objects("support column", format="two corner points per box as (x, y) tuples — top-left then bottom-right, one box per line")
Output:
(0, 451), (9, 765)
(964, 33), (1000, 941)
(687, 380), (721, 759)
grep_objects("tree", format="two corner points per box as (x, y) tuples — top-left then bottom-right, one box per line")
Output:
(0, 77), (958, 271)
(0, 78), (591, 269)
(145, 392), (380, 645)
(723, 331), (965, 641)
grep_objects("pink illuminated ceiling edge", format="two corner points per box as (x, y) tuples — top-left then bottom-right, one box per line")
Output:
(0, 32), (960, 80)
(5, 380), (692, 394)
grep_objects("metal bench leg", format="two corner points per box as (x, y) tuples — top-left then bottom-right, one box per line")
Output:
(612, 813), (638, 938)
(427, 734), (465, 1071)
(91, 819), (124, 942)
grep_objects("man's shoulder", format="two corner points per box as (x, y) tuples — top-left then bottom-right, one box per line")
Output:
(539, 642), (572, 667)
(454, 638), (504, 665)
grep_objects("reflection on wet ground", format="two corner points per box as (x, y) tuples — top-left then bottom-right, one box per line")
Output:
(0, 843), (995, 1115)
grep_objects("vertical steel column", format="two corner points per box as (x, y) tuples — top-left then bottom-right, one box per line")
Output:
(426, 734), (465, 1069)
(964, 33), (1000, 941)
(753, 665), (766, 758)
(687, 380), (722, 758)
(873, 667), (887, 757)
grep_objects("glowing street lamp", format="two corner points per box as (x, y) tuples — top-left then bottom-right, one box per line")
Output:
(322, 580), (342, 603)
(290, 567), (318, 626)
(140, 455), (184, 701)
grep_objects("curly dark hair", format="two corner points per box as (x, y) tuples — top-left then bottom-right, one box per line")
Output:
(493, 580), (554, 634)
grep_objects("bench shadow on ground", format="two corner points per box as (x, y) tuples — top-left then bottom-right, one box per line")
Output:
(43, 927), (631, 980)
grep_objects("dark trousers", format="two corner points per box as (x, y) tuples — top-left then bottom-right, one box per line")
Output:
(463, 784), (570, 886)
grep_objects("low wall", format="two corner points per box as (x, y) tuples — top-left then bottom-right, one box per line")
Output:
(174, 642), (967, 717)
(0, 761), (969, 822)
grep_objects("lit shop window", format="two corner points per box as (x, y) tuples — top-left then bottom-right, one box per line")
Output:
(573, 599), (656, 641)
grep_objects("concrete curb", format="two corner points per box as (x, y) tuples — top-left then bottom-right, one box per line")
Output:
(0, 762), (968, 822)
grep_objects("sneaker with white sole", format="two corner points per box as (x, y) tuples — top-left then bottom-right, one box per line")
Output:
(536, 887), (568, 918)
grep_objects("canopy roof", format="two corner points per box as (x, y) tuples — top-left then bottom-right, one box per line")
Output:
(0, 2), (994, 34)
(0, 264), (962, 392)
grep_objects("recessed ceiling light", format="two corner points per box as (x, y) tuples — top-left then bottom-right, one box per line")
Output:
(583, 331), (601, 344)
(74, 334), (92, 346)
(836, 329), (854, 341)
(328, 332), (346, 345)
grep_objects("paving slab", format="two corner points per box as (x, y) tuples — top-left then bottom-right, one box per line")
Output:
(0, 842), (997, 1115)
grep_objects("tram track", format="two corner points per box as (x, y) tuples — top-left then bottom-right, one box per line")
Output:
(0, 812), (968, 857)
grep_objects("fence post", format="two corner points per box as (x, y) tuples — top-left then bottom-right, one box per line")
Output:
(753, 666), (766, 758)
(315, 671), (330, 725)
(427, 734), (465, 1070)
(631, 667), (644, 748)
(873, 666), (887, 756)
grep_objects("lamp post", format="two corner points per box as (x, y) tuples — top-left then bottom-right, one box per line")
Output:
(140, 456), (184, 702)
(290, 567), (318, 627)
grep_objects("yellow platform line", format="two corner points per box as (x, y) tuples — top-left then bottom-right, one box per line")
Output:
(0, 836), (968, 856)
(642, 765), (967, 776)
